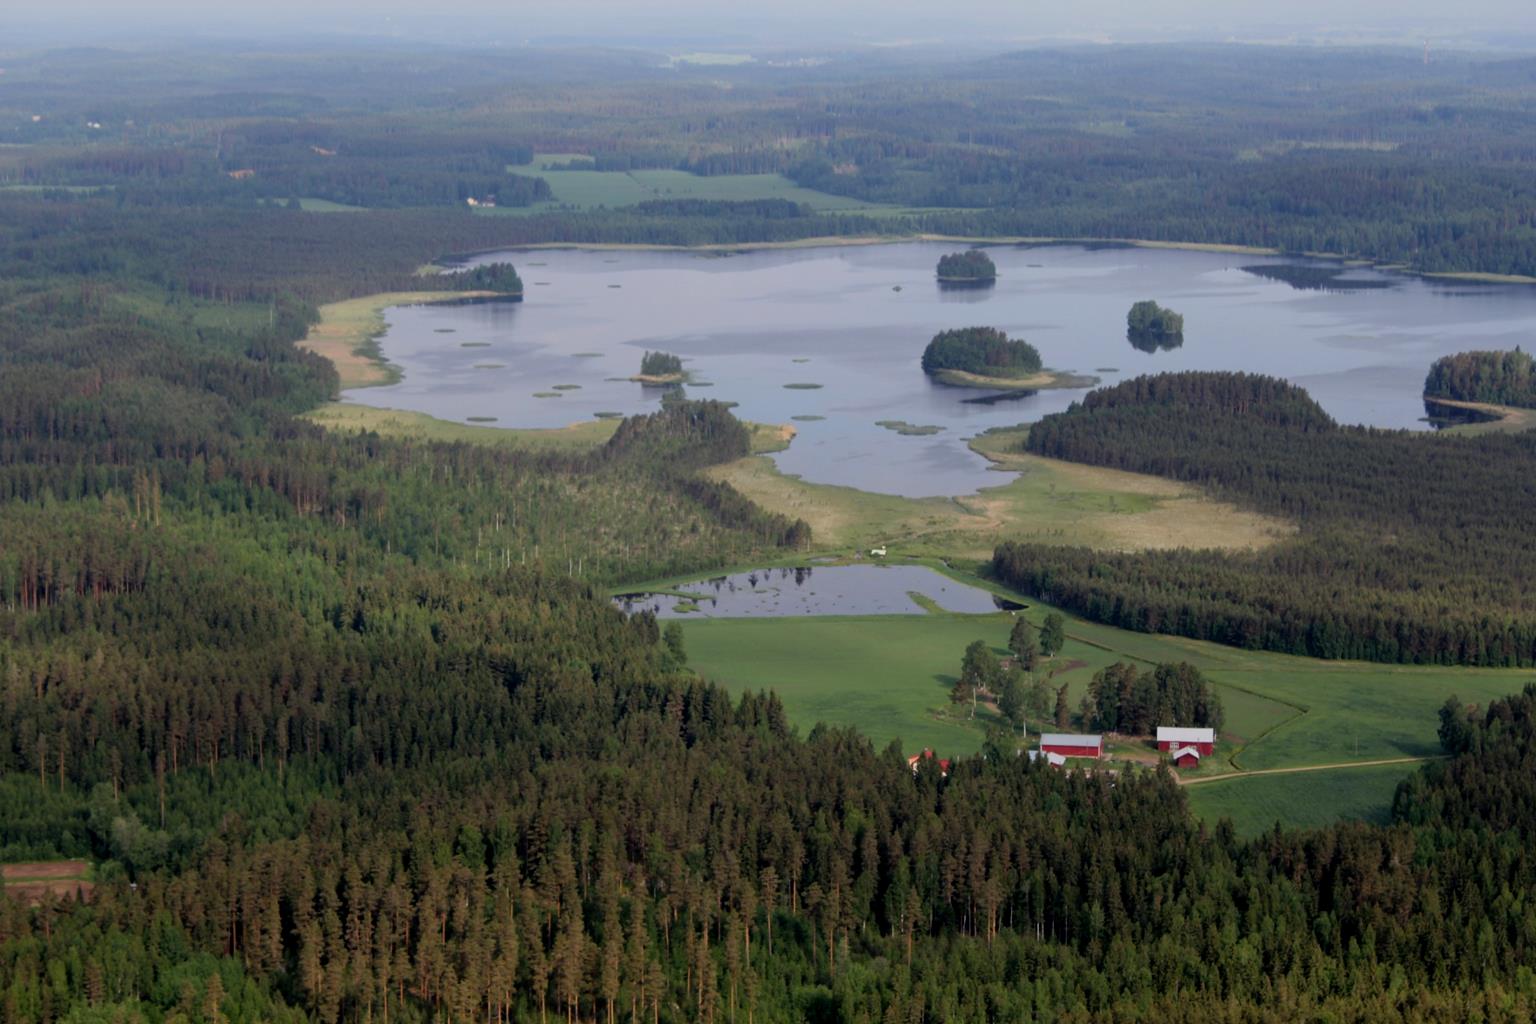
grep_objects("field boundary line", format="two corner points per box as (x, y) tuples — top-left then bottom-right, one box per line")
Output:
(1181, 755), (1440, 786)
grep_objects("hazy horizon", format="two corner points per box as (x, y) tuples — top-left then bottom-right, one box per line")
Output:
(7, 1), (1536, 52)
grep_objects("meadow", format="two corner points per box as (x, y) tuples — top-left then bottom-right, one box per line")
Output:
(681, 582), (1531, 833)
(707, 427), (1293, 562)
(1183, 764), (1410, 836)
(497, 153), (892, 214)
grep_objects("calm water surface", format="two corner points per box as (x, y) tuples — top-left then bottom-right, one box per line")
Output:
(347, 243), (1536, 496)
(615, 564), (1011, 619)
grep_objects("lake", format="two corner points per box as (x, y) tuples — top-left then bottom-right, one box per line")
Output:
(346, 242), (1536, 496)
(615, 564), (1014, 619)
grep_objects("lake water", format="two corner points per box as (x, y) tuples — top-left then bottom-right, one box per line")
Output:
(346, 242), (1536, 496)
(614, 564), (1013, 618)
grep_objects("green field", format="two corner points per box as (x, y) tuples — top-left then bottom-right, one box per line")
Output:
(498, 154), (891, 214)
(680, 581), (1530, 830)
(1184, 763), (1413, 836)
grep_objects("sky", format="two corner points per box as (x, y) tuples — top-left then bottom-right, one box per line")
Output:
(9, 0), (1535, 50)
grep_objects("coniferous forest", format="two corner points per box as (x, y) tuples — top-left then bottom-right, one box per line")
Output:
(4, 33), (1536, 1024)
(1002, 372), (1536, 664)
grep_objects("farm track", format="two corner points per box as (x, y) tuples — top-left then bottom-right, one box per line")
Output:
(1180, 755), (1439, 786)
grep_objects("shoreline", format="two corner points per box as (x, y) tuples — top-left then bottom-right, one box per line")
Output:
(1422, 395), (1536, 435)
(931, 367), (1100, 392)
(444, 233), (1536, 286)
(300, 289), (512, 391)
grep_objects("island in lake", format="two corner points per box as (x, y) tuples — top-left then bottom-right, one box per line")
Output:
(935, 249), (997, 285)
(446, 260), (525, 297)
(631, 350), (686, 385)
(920, 326), (1098, 391)
(1126, 299), (1184, 352)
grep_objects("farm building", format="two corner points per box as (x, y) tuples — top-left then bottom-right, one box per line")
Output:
(1156, 726), (1215, 755)
(1027, 749), (1068, 768)
(1039, 733), (1103, 759)
(907, 748), (951, 776)
(1169, 745), (1202, 769)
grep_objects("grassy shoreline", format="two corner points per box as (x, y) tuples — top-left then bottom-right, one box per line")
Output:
(1423, 395), (1536, 435)
(931, 367), (1100, 391)
(300, 290), (511, 390)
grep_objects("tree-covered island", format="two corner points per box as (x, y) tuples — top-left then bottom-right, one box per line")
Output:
(1126, 299), (1184, 351)
(633, 350), (687, 384)
(935, 248), (997, 284)
(921, 326), (1098, 391)
(446, 261), (524, 294)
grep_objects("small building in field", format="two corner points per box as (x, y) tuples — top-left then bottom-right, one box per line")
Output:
(1156, 726), (1215, 756)
(907, 748), (951, 776)
(870, 545), (887, 557)
(1039, 733), (1103, 759)
(1169, 745), (1202, 769)
(1027, 749), (1068, 768)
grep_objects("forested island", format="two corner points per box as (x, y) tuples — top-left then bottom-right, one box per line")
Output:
(1125, 299), (1184, 351)
(935, 249), (997, 284)
(1424, 348), (1536, 408)
(445, 261), (525, 294)
(921, 326), (1095, 390)
(633, 350), (686, 384)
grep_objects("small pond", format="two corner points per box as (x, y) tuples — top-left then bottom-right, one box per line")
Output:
(614, 564), (1015, 618)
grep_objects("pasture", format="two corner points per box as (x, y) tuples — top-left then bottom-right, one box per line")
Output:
(707, 431), (1292, 563)
(680, 583), (1531, 831)
(500, 153), (889, 214)
(1183, 763), (1412, 837)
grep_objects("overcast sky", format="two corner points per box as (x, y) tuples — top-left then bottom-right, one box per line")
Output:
(9, 0), (1535, 49)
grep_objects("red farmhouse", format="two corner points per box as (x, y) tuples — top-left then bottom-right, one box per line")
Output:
(1156, 726), (1215, 756)
(1039, 733), (1103, 759)
(907, 749), (952, 776)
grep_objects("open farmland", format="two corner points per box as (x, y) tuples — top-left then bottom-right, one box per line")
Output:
(682, 580), (1530, 831)
(498, 154), (890, 213)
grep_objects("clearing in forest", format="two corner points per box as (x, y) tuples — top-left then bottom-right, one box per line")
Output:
(1, 860), (93, 903)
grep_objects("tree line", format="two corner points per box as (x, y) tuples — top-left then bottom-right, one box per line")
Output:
(998, 371), (1536, 665)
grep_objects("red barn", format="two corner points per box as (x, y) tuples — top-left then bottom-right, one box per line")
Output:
(1039, 733), (1103, 759)
(1170, 746), (1202, 769)
(907, 749), (952, 776)
(1156, 727), (1215, 756)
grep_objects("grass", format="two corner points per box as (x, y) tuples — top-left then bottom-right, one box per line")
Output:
(303, 402), (619, 451)
(496, 154), (892, 215)
(301, 291), (504, 390)
(876, 420), (945, 436)
(1184, 763), (1414, 837)
(1425, 397), (1536, 436)
(296, 197), (366, 213)
(706, 428), (1292, 562)
(931, 368), (1101, 391)
(678, 573), (1530, 830)
(684, 613), (1037, 755)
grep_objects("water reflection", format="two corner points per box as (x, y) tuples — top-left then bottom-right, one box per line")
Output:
(615, 564), (1013, 619)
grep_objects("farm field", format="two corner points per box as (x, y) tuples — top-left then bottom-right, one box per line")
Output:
(681, 586), (1530, 830)
(1184, 763), (1412, 837)
(1, 860), (93, 904)
(499, 154), (891, 213)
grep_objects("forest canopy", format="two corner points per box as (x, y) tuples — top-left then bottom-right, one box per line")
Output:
(1126, 300), (1185, 351)
(1424, 348), (1536, 408)
(1000, 371), (1536, 665)
(935, 249), (996, 282)
(921, 327), (1042, 378)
